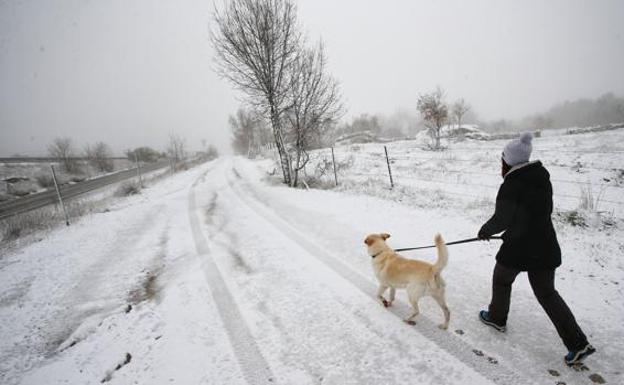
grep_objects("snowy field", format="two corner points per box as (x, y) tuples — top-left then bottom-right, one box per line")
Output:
(1, 129), (623, 385)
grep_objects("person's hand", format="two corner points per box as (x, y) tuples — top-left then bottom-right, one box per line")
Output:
(478, 229), (491, 241)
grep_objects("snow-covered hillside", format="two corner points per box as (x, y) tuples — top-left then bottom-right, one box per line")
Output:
(1, 129), (623, 385)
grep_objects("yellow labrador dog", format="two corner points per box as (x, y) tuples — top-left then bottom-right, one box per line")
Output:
(364, 233), (450, 329)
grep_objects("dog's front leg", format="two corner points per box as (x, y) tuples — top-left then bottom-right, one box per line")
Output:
(387, 287), (396, 307)
(376, 285), (390, 307)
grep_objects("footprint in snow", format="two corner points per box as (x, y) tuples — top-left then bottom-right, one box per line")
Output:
(588, 373), (606, 384)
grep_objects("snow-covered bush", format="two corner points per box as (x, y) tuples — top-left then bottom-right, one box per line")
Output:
(35, 173), (55, 189)
(302, 153), (354, 189)
(556, 210), (587, 227)
(115, 181), (140, 197)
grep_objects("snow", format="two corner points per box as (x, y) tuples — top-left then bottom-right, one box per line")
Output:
(1, 128), (623, 384)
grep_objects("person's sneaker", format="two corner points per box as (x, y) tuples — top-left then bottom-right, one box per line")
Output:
(479, 310), (506, 332)
(565, 344), (596, 366)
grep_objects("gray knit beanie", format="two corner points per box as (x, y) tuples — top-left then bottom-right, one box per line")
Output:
(502, 132), (533, 166)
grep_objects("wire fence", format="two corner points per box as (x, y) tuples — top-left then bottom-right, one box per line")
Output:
(310, 143), (624, 216)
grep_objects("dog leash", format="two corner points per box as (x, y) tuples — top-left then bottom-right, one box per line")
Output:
(394, 236), (502, 252)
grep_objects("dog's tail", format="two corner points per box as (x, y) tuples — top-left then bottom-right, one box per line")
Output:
(432, 233), (448, 273)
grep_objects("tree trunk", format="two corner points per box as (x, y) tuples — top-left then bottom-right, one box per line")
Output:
(292, 149), (301, 188)
(435, 126), (441, 149)
(269, 105), (292, 185)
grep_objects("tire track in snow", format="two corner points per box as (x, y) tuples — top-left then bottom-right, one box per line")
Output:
(188, 169), (275, 385)
(225, 167), (535, 385)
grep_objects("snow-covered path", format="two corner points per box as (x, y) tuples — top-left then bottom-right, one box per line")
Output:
(1, 157), (621, 384)
(196, 160), (500, 384)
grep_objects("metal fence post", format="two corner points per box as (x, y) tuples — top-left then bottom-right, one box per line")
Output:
(50, 164), (70, 226)
(134, 153), (143, 188)
(331, 147), (338, 186)
(384, 145), (394, 188)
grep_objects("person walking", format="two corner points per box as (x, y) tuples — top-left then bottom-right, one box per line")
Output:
(477, 132), (595, 366)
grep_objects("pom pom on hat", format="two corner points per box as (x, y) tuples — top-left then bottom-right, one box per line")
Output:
(519, 132), (533, 145)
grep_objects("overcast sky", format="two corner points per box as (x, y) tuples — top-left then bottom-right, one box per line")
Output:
(1, 0), (623, 156)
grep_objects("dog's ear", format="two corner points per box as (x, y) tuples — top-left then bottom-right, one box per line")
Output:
(381, 233), (391, 240)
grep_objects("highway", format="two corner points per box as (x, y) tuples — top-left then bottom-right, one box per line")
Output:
(0, 161), (169, 220)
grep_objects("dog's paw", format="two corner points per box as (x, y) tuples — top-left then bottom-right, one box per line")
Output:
(403, 320), (416, 326)
(438, 324), (449, 330)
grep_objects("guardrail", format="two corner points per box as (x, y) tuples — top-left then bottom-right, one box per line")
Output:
(0, 161), (169, 220)
(0, 157), (129, 163)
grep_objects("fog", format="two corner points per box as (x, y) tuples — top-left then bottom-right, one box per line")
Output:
(1, 0), (623, 156)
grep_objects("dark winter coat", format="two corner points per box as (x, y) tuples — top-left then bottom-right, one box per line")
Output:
(479, 161), (561, 271)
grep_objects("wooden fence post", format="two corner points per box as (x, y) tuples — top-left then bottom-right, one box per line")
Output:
(384, 145), (394, 188)
(331, 147), (338, 186)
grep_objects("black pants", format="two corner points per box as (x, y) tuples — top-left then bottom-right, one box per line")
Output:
(488, 262), (588, 351)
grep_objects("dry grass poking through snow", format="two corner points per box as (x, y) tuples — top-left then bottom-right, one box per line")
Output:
(0, 200), (108, 246)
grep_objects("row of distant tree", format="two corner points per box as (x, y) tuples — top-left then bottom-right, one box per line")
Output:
(332, 91), (624, 142)
(490, 92), (624, 133)
(229, 84), (472, 153)
(230, 83), (624, 156)
(46, 134), (218, 174)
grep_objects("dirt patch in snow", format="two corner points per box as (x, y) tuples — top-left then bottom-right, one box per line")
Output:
(128, 270), (162, 304)
(204, 193), (218, 225)
(229, 248), (253, 275)
(101, 352), (132, 383)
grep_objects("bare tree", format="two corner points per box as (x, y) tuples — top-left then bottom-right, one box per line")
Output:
(452, 98), (471, 131)
(417, 87), (448, 150)
(230, 108), (262, 156)
(338, 114), (382, 136)
(212, 0), (301, 185)
(285, 42), (343, 187)
(167, 134), (186, 168)
(126, 147), (161, 163)
(84, 142), (114, 172)
(206, 145), (220, 160)
(48, 137), (78, 172)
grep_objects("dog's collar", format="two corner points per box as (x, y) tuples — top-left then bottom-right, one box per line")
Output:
(371, 250), (383, 259)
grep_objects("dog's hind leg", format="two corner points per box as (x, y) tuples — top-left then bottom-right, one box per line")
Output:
(404, 284), (426, 325)
(376, 285), (390, 307)
(432, 291), (451, 330)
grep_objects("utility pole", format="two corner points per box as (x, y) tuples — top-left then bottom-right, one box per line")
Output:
(134, 153), (143, 188)
(50, 164), (70, 226)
